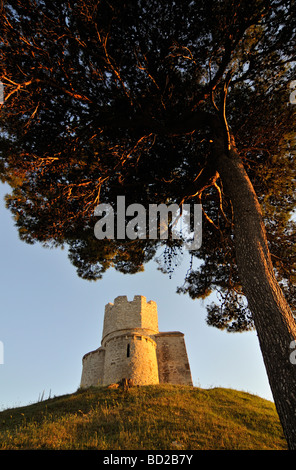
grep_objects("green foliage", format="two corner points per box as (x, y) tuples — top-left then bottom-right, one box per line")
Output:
(0, 385), (287, 450)
(0, 0), (296, 330)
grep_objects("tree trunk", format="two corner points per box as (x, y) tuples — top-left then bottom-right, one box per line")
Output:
(214, 139), (296, 450)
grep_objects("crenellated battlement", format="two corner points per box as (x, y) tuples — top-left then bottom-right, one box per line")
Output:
(102, 295), (158, 343)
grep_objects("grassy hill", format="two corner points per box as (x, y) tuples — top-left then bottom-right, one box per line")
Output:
(0, 384), (287, 450)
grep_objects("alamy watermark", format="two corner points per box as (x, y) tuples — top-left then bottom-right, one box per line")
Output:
(0, 341), (3, 365)
(0, 81), (3, 105)
(94, 196), (202, 251)
(290, 80), (296, 104)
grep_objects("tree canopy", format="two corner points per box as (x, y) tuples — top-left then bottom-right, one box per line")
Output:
(0, 0), (295, 333)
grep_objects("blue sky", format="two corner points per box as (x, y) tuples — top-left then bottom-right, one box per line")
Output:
(0, 182), (273, 410)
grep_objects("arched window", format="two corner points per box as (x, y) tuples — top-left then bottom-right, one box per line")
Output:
(127, 343), (130, 358)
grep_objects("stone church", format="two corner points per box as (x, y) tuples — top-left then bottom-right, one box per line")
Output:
(80, 295), (193, 388)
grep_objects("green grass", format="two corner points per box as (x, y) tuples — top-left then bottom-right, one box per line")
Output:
(0, 384), (287, 450)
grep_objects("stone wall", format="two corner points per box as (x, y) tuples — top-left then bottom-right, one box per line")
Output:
(127, 334), (159, 385)
(80, 347), (105, 388)
(155, 332), (193, 386)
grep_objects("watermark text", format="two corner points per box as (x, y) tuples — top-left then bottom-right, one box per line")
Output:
(289, 80), (296, 104)
(290, 340), (296, 364)
(94, 196), (202, 251)
(0, 341), (4, 365)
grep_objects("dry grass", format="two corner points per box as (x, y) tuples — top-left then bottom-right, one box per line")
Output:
(0, 384), (287, 450)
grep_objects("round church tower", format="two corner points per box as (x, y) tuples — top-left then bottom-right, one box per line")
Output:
(101, 295), (160, 385)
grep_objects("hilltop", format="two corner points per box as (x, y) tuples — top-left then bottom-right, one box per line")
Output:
(0, 384), (287, 450)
